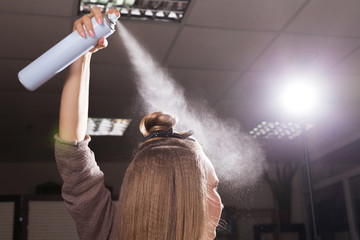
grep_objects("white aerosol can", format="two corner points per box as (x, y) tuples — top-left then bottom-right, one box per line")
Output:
(18, 13), (119, 91)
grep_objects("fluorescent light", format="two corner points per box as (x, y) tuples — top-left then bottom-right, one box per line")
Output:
(156, 11), (165, 17)
(120, 8), (129, 14)
(168, 12), (177, 19)
(79, 0), (190, 23)
(124, 0), (136, 6)
(115, 0), (124, 4)
(145, 10), (153, 16)
(87, 118), (131, 136)
(131, 9), (141, 16)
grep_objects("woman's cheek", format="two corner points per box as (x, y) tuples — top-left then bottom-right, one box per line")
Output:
(209, 189), (223, 221)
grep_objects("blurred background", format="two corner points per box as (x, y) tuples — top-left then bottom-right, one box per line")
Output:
(1, 0), (360, 239)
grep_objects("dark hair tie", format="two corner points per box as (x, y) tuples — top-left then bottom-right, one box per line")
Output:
(142, 128), (195, 142)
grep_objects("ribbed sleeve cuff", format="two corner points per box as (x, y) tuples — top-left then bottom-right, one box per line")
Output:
(54, 134), (91, 147)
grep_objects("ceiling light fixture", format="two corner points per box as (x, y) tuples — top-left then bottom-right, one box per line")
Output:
(155, 11), (165, 17)
(120, 8), (129, 14)
(145, 9), (154, 16)
(87, 118), (131, 136)
(168, 11), (177, 19)
(79, 0), (190, 23)
(131, 9), (141, 16)
(249, 121), (313, 140)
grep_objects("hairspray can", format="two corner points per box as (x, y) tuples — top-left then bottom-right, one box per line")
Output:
(18, 13), (119, 91)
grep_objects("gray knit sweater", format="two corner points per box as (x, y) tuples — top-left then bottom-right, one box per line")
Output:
(54, 134), (116, 240)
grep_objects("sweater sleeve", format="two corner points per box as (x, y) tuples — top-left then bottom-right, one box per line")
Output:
(54, 134), (116, 240)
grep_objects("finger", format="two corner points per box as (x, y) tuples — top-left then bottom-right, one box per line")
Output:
(73, 19), (86, 38)
(98, 37), (108, 49)
(106, 8), (120, 18)
(89, 38), (108, 53)
(90, 6), (103, 24)
(82, 14), (95, 38)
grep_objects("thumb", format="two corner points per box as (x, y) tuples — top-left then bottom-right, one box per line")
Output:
(89, 37), (108, 53)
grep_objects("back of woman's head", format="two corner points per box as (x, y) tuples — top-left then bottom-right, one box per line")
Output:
(115, 112), (208, 240)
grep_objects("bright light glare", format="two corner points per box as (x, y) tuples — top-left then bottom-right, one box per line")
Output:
(280, 79), (321, 117)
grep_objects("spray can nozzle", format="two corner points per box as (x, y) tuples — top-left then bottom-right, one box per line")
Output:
(104, 13), (119, 31)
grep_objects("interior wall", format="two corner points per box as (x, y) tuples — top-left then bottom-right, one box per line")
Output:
(0, 161), (128, 196)
(0, 159), (306, 221)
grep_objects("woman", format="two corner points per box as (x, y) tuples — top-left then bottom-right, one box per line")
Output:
(55, 7), (223, 240)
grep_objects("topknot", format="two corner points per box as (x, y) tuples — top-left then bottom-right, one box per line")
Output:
(139, 112), (178, 137)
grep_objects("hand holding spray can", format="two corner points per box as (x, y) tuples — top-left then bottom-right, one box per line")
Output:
(18, 13), (119, 91)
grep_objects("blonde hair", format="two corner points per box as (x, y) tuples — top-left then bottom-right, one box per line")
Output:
(115, 112), (208, 240)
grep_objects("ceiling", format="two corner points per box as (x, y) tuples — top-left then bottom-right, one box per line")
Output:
(1, 0), (360, 164)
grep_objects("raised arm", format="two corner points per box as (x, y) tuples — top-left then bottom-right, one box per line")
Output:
(59, 52), (91, 141)
(56, 7), (120, 239)
(59, 7), (119, 141)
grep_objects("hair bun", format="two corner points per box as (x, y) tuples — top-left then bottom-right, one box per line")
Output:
(139, 112), (178, 137)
